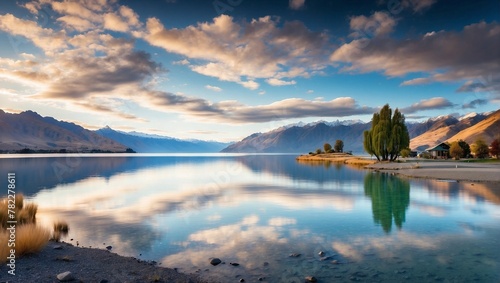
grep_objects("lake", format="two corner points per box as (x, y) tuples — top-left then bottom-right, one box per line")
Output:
(1, 154), (499, 282)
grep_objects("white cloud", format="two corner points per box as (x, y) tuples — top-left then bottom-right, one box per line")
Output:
(289, 0), (306, 10)
(57, 15), (95, 31)
(239, 80), (260, 90)
(401, 97), (454, 114)
(0, 13), (68, 54)
(173, 59), (190, 65)
(266, 78), (297, 86)
(103, 12), (129, 32)
(205, 85), (222, 92)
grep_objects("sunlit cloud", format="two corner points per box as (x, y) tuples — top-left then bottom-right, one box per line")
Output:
(331, 22), (500, 95)
(205, 85), (222, 92)
(401, 97), (454, 114)
(349, 12), (396, 38)
(144, 14), (330, 89)
(378, 0), (438, 12)
(289, 0), (306, 10)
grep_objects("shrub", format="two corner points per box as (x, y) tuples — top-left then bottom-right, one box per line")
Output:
(419, 152), (432, 159)
(400, 148), (411, 158)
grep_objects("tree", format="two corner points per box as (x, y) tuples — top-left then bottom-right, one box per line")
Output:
(316, 148), (322, 154)
(457, 140), (471, 158)
(472, 139), (489, 158)
(334, 140), (344, 153)
(490, 138), (500, 158)
(363, 104), (410, 161)
(400, 148), (411, 158)
(449, 141), (464, 160)
(323, 143), (332, 153)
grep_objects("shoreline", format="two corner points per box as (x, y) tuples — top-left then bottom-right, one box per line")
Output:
(365, 160), (500, 183)
(296, 153), (377, 166)
(296, 153), (500, 183)
(0, 241), (204, 283)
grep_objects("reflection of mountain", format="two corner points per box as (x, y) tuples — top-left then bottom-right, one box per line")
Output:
(0, 156), (219, 196)
(364, 173), (410, 233)
(236, 155), (367, 184)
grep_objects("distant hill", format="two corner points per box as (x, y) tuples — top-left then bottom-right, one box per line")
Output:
(221, 121), (371, 153)
(95, 126), (230, 153)
(222, 110), (500, 153)
(0, 110), (128, 152)
(445, 110), (500, 146)
(410, 111), (497, 151)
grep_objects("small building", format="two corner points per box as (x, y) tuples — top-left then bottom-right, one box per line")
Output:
(426, 142), (450, 159)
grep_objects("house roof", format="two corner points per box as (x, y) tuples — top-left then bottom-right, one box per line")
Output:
(426, 142), (450, 151)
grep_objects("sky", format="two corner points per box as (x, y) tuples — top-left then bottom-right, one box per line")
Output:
(0, 0), (499, 142)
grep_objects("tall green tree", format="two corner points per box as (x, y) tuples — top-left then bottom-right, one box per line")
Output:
(449, 141), (463, 160)
(363, 104), (409, 161)
(323, 143), (332, 153)
(334, 140), (344, 153)
(457, 140), (471, 158)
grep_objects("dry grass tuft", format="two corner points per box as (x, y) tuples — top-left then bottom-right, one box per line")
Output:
(51, 221), (70, 242)
(0, 201), (7, 229)
(1, 194), (38, 228)
(0, 231), (9, 262)
(15, 224), (50, 257)
(15, 194), (24, 210)
(17, 203), (38, 225)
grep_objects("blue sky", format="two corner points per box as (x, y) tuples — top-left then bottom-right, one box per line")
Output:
(0, 0), (499, 142)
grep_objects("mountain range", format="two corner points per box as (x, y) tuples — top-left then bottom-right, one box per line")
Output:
(1, 109), (498, 154)
(0, 110), (127, 153)
(95, 126), (229, 153)
(0, 110), (228, 153)
(222, 110), (500, 153)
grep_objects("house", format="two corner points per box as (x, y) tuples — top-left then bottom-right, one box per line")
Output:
(426, 142), (450, 159)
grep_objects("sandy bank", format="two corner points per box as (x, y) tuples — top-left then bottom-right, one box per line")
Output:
(0, 241), (204, 283)
(296, 153), (377, 166)
(366, 160), (500, 183)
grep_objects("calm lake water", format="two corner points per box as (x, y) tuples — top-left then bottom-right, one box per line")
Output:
(1, 154), (499, 282)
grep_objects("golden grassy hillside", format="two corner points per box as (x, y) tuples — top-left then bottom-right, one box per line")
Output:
(446, 110), (500, 144)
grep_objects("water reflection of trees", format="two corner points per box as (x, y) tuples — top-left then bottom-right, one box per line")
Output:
(364, 173), (410, 233)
